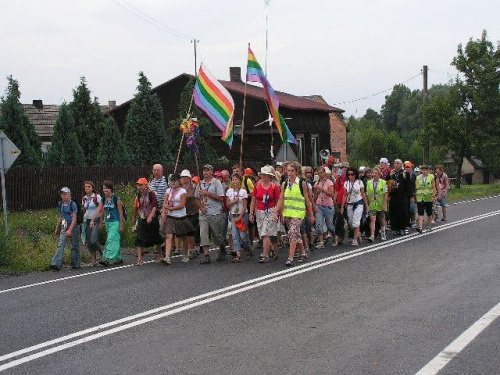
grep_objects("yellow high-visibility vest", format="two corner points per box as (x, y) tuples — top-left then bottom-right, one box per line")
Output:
(283, 178), (306, 219)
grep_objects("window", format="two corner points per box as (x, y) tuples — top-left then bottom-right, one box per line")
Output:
(296, 135), (304, 164)
(311, 134), (319, 167)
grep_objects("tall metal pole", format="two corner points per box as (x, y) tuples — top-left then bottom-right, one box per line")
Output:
(265, 0), (270, 75)
(0, 137), (8, 235)
(422, 65), (429, 164)
(192, 39), (199, 77)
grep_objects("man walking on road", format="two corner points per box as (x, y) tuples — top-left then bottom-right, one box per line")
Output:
(150, 164), (168, 260)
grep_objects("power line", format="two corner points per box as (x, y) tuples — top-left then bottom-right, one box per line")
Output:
(331, 71), (423, 106)
(111, 0), (193, 41)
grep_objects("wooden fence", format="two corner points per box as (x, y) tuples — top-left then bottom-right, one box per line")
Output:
(0, 161), (264, 211)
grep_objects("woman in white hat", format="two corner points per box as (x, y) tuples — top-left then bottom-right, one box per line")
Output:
(249, 165), (281, 262)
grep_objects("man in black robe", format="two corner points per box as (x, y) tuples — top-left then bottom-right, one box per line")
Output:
(388, 159), (412, 235)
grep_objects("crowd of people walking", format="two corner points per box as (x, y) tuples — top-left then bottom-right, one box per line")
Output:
(49, 158), (450, 271)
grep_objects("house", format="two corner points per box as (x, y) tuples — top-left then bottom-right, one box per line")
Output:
(443, 154), (495, 184)
(20, 100), (116, 153)
(108, 68), (345, 166)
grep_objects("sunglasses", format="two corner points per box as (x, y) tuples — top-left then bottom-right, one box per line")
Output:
(347, 173), (355, 176)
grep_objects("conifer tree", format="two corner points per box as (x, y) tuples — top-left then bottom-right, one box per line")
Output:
(165, 79), (218, 164)
(124, 72), (171, 165)
(97, 117), (131, 166)
(70, 77), (105, 165)
(0, 76), (42, 167)
(45, 103), (85, 166)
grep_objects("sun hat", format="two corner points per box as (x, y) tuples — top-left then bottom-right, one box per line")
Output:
(60, 187), (71, 193)
(380, 157), (389, 164)
(180, 169), (192, 178)
(136, 178), (148, 185)
(244, 168), (253, 177)
(275, 162), (283, 167)
(202, 164), (213, 170)
(258, 165), (275, 177)
(359, 166), (367, 172)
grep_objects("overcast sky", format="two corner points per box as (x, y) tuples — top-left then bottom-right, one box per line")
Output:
(1, 0), (499, 117)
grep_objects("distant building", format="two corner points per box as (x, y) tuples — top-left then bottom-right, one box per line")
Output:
(108, 68), (344, 166)
(443, 154), (495, 184)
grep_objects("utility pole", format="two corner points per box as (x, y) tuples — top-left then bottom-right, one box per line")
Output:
(192, 39), (199, 77)
(422, 65), (429, 164)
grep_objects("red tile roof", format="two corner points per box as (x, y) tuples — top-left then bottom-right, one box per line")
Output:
(220, 80), (343, 113)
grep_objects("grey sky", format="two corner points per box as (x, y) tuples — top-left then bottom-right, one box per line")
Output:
(1, 0), (499, 117)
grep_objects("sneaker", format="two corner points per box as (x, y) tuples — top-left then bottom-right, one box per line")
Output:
(441, 217), (446, 221)
(426, 225), (433, 232)
(403, 228), (409, 235)
(368, 236), (374, 243)
(393, 230), (401, 236)
(416, 227), (423, 234)
(49, 264), (60, 271)
(200, 255), (211, 264)
(181, 256), (190, 263)
(380, 231), (386, 241)
(285, 258), (294, 267)
(351, 239), (359, 246)
(315, 241), (325, 250)
(297, 255), (307, 263)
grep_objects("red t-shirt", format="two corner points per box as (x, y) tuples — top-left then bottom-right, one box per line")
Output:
(334, 175), (347, 204)
(252, 182), (281, 211)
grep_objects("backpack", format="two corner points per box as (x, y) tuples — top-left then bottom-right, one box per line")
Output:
(284, 178), (305, 197)
(112, 195), (128, 222)
(59, 199), (84, 225)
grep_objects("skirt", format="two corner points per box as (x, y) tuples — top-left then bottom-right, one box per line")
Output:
(135, 217), (163, 247)
(161, 215), (196, 237)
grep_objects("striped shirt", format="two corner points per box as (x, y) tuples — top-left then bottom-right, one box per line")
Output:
(150, 176), (169, 209)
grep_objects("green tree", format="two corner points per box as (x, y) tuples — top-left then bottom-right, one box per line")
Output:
(0, 76), (42, 167)
(165, 79), (218, 165)
(381, 84), (411, 132)
(69, 77), (105, 165)
(46, 103), (86, 166)
(124, 72), (170, 165)
(97, 117), (131, 166)
(424, 31), (500, 187)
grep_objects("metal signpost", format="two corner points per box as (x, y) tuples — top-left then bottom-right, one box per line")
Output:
(0, 131), (21, 235)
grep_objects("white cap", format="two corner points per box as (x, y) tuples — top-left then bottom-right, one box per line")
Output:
(180, 169), (192, 178)
(60, 187), (71, 194)
(379, 157), (389, 164)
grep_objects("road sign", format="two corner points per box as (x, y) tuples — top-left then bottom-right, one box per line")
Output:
(0, 131), (21, 172)
(0, 131), (21, 235)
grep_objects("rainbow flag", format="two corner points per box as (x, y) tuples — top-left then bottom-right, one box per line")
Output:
(194, 64), (235, 147)
(246, 47), (297, 144)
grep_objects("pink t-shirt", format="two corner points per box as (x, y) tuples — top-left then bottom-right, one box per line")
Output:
(314, 178), (334, 206)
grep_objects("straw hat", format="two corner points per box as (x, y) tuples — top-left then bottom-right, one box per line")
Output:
(258, 165), (275, 177)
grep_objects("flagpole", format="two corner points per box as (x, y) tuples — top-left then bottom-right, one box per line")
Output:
(239, 43), (250, 170)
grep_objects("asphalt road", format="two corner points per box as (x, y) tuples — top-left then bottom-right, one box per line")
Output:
(1, 196), (499, 374)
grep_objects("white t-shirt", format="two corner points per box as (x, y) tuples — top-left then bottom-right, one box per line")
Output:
(82, 193), (101, 220)
(344, 180), (364, 204)
(165, 187), (187, 218)
(226, 188), (248, 214)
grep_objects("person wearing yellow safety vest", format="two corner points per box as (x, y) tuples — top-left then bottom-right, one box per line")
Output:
(274, 161), (315, 267)
(415, 165), (437, 234)
(365, 167), (389, 242)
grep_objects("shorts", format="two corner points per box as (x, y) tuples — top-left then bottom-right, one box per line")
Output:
(199, 213), (224, 247)
(438, 192), (447, 207)
(368, 210), (386, 219)
(300, 216), (312, 234)
(417, 202), (433, 216)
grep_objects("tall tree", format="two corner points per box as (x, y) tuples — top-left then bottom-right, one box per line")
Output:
(165, 79), (218, 165)
(381, 84), (411, 132)
(45, 103), (85, 166)
(124, 72), (170, 165)
(97, 117), (131, 166)
(0, 76), (42, 167)
(70, 77), (105, 165)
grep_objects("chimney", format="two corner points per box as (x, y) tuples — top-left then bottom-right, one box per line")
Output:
(33, 100), (43, 109)
(229, 67), (242, 82)
(108, 100), (116, 109)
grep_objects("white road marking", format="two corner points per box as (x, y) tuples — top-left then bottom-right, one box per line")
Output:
(414, 300), (500, 375)
(452, 194), (500, 205)
(0, 209), (498, 372)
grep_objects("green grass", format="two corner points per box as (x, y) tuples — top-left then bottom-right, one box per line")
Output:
(447, 181), (500, 202)
(0, 183), (138, 274)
